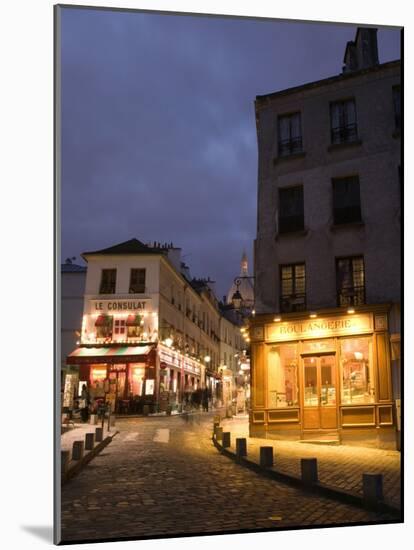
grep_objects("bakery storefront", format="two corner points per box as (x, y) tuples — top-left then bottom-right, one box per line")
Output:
(249, 305), (397, 449)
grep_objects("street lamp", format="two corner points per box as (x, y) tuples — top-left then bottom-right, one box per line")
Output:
(231, 276), (255, 311)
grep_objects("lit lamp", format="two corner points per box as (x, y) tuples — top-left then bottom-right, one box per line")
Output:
(204, 355), (211, 364)
(164, 337), (173, 348)
(231, 289), (243, 310)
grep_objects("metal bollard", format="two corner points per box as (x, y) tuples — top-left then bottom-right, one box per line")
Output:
(61, 450), (70, 474)
(362, 473), (383, 506)
(110, 415), (116, 427)
(215, 426), (223, 440)
(89, 414), (98, 425)
(85, 433), (95, 451)
(95, 427), (103, 442)
(236, 438), (247, 458)
(143, 405), (149, 416)
(72, 440), (84, 461)
(301, 458), (318, 485)
(222, 432), (231, 448)
(259, 446), (274, 468)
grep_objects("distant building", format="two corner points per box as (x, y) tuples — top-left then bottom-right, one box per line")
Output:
(61, 260), (86, 386)
(250, 28), (401, 448)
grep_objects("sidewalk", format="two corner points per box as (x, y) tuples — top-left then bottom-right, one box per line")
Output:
(219, 416), (401, 510)
(61, 422), (115, 454)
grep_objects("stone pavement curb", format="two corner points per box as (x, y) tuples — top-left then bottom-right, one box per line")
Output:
(62, 430), (119, 485)
(211, 433), (401, 519)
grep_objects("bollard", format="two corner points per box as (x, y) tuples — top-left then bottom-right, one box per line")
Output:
(362, 473), (383, 507)
(95, 427), (103, 442)
(259, 446), (273, 468)
(89, 414), (97, 425)
(143, 405), (150, 416)
(61, 450), (70, 475)
(213, 415), (221, 425)
(85, 433), (95, 451)
(110, 415), (116, 427)
(72, 440), (84, 461)
(222, 432), (231, 448)
(301, 458), (318, 485)
(236, 438), (247, 458)
(215, 427), (223, 441)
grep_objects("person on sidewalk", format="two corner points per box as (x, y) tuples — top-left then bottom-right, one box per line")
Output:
(202, 388), (209, 412)
(80, 383), (90, 423)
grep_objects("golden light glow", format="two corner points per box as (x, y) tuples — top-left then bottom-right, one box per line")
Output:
(309, 312), (317, 318)
(347, 308), (355, 314)
(273, 317), (281, 322)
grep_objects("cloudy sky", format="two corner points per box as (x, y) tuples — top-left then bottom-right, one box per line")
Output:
(60, 7), (400, 298)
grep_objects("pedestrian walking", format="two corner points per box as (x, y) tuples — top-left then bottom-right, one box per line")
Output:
(80, 383), (90, 423)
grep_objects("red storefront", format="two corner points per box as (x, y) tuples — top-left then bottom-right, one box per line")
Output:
(67, 344), (157, 414)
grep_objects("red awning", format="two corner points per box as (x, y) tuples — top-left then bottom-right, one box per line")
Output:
(95, 315), (113, 327)
(67, 345), (154, 365)
(126, 314), (142, 327)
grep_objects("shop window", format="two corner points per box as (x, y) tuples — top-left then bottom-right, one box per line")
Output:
(114, 319), (126, 335)
(90, 366), (107, 397)
(340, 337), (374, 404)
(267, 344), (298, 408)
(129, 268), (146, 293)
(278, 112), (303, 157)
(332, 176), (362, 225)
(278, 186), (304, 234)
(130, 365), (145, 396)
(330, 98), (358, 144)
(336, 256), (365, 306)
(126, 314), (143, 338)
(280, 263), (306, 312)
(99, 269), (116, 294)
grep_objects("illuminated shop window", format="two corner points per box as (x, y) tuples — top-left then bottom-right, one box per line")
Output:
(130, 365), (145, 396)
(340, 337), (374, 404)
(268, 344), (298, 408)
(90, 365), (107, 397)
(114, 319), (126, 335)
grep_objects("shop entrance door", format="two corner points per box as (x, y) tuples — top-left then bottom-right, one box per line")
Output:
(302, 355), (337, 430)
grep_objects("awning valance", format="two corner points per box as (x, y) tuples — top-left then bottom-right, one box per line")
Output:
(126, 314), (142, 327)
(67, 345), (153, 365)
(95, 315), (113, 327)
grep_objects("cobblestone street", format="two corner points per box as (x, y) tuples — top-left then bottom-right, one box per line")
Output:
(60, 414), (397, 543)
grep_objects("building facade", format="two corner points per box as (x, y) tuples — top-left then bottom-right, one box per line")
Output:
(61, 261), (86, 404)
(250, 28), (401, 449)
(66, 238), (242, 414)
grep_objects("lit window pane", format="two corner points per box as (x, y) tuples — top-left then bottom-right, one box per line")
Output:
(340, 337), (374, 404)
(267, 344), (298, 408)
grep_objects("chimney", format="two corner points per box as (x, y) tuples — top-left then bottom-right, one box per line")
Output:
(343, 27), (379, 73)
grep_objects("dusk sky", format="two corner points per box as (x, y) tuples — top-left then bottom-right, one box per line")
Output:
(60, 7), (400, 298)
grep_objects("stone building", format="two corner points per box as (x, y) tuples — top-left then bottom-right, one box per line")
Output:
(250, 28), (401, 448)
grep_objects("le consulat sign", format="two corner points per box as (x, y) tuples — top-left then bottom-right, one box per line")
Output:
(265, 313), (373, 342)
(92, 299), (150, 312)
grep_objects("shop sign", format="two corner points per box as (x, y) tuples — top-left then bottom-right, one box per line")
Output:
(266, 313), (373, 342)
(92, 299), (150, 313)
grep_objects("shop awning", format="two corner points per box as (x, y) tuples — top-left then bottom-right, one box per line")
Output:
(126, 314), (142, 327)
(95, 315), (113, 327)
(67, 345), (153, 364)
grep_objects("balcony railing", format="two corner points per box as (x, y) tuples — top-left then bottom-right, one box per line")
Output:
(331, 123), (358, 145)
(337, 287), (365, 307)
(280, 293), (306, 313)
(278, 136), (303, 157)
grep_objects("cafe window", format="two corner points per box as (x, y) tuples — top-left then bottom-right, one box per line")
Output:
(280, 263), (306, 313)
(130, 364), (145, 396)
(340, 337), (374, 404)
(126, 314), (143, 338)
(278, 112), (303, 157)
(95, 315), (113, 339)
(114, 319), (126, 335)
(129, 268), (146, 294)
(336, 256), (365, 306)
(99, 269), (116, 294)
(278, 186), (304, 234)
(267, 344), (298, 408)
(332, 176), (362, 225)
(330, 98), (358, 144)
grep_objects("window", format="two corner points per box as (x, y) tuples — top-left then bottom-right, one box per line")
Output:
(114, 319), (126, 335)
(129, 268), (146, 293)
(278, 112), (303, 157)
(280, 263), (306, 312)
(336, 256), (365, 307)
(332, 176), (362, 224)
(99, 269), (116, 294)
(278, 186), (304, 233)
(340, 337), (374, 404)
(267, 344), (298, 408)
(330, 99), (358, 144)
(393, 85), (401, 131)
(95, 315), (113, 339)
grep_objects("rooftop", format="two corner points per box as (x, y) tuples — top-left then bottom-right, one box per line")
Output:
(82, 238), (163, 258)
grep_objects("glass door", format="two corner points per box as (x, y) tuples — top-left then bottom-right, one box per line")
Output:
(303, 355), (337, 430)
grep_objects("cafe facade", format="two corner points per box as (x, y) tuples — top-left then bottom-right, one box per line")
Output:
(249, 304), (397, 449)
